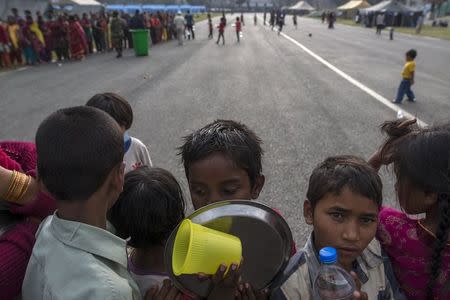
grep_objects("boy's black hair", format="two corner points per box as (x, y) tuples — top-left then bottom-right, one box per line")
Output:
(86, 93), (133, 130)
(380, 120), (450, 299)
(237, 17), (240, 21)
(36, 106), (124, 201)
(108, 167), (185, 248)
(406, 49), (417, 59)
(306, 155), (383, 209)
(178, 120), (263, 186)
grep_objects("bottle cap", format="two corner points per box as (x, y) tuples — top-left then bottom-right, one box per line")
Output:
(319, 247), (337, 264)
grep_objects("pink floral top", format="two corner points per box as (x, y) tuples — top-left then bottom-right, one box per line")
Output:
(377, 207), (450, 300)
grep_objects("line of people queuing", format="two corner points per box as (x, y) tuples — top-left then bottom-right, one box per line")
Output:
(0, 7), (191, 68)
(0, 90), (449, 299)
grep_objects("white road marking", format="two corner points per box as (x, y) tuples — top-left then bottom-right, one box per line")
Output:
(259, 17), (428, 127)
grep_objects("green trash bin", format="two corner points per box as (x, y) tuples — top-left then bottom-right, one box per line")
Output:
(131, 29), (149, 56)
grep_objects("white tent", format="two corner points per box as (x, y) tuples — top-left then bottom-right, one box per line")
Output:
(338, 0), (371, 11)
(289, 1), (315, 11)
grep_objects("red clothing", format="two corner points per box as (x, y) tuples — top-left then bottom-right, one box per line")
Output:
(235, 21), (241, 32)
(69, 21), (86, 59)
(0, 142), (56, 300)
(0, 24), (10, 44)
(218, 22), (225, 33)
(377, 206), (450, 299)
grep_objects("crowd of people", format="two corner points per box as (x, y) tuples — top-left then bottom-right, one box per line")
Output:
(0, 88), (449, 300)
(0, 7), (198, 68)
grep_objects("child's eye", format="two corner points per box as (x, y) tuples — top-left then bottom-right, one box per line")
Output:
(329, 212), (344, 221)
(360, 217), (376, 225)
(222, 187), (239, 196)
(192, 188), (207, 197)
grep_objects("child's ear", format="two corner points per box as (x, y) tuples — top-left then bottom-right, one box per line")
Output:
(303, 200), (314, 225)
(424, 190), (438, 207)
(251, 175), (265, 199)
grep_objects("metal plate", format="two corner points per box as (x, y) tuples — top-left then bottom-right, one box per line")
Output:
(164, 200), (294, 298)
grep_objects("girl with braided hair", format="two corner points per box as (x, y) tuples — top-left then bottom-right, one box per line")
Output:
(369, 118), (450, 300)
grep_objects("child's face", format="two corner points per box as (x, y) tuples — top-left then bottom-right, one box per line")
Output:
(187, 153), (264, 210)
(395, 176), (437, 215)
(304, 186), (379, 271)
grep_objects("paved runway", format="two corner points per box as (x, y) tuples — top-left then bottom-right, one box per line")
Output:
(1, 15), (449, 245)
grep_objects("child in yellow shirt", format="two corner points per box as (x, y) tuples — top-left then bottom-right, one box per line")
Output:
(393, 49), (417, 104)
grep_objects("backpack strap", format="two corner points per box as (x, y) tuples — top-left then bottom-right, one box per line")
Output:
(381, 249), (407, 300)
(269, 251), (306, 300)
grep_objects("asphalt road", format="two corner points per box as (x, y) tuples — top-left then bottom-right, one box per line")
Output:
(1, 15), (449, 245)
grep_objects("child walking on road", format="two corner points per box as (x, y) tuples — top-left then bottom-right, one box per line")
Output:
(235, 17), (242, 43)
(216, 17), (225, 45)
(208, 13), (213, 39)
(393, 49), (417, 104)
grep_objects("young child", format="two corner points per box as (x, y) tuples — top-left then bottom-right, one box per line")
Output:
(179, 120), (295, 299)
(393, 49), (417, 104)
(108, 166), (186, 298)
(208, 13), (213, 39)
(216, 17), (225, 45)
(21, 106), (146, 299)
(179, 119), (265, 210)
(235, 17), (241, 43)
(273, 156), (404, 300)
(369, 119), (450, 300)
(86, 92), (152, 173)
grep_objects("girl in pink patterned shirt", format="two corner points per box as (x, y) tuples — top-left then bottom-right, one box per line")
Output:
(369, 119), (450, 300)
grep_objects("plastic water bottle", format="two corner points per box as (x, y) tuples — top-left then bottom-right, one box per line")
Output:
(313, 247), (356, 300)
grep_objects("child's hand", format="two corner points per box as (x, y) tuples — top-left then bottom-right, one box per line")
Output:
(410, 79), (414, 85)
(368, 118), (417, 170)
(236, 283), (269, 300)
(206, 263), (242, 300)
(145, 279), (182, 300)
(350, 271), (368, 300)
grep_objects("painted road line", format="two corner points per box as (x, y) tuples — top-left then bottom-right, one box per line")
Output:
(259, 16), (428, 127)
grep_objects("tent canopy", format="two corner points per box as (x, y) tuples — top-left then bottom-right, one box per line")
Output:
(338, 0), (371, 11)
(360, 0), (421, 14)
(59, 0), (101, 5)
(289, 1), (315, 11)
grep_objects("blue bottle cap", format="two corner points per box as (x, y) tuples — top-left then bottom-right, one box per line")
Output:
(319, 247), (338, 264)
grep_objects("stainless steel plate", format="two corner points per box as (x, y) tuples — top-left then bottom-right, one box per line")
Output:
(164, 200), (294, 298)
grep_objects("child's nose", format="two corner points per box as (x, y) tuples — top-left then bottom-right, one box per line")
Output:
(342, 220), (360, 242)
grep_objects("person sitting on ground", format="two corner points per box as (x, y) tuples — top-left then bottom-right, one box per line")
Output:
(369, 119), (450, 300)
(109, 166), (185, 298)
(0, 142), (56, 300)
(86, 92), (152, 173)
(273, 155), (405, 300)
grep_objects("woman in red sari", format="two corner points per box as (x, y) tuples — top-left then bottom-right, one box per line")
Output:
(68, 15), (87, 60)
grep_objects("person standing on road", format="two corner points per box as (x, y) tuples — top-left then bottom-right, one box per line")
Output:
(254, 13), (257, 25)
(264, 11), (267, 25)
(293, 13), (297, 29)
(216, 17), (225, 45)
(208, 13), (213, 39)
(270, 10), (275, 30)
(393, 49), (417, 104)
(327, 11), (335, 29)
(376, 13), (385, 35)
(184, 10), (195, 40)
(110, 11), (125, 58)
(174, 11), (185, 46)
(235, 17), (242, 43)
(241, 13), (245, 26)
(321, 11), (326, 23)
(415, 15), (424, 34)
(277, 13), (285, 35)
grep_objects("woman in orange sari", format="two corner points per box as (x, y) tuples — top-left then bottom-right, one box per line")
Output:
(68, 16), (87, 60)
